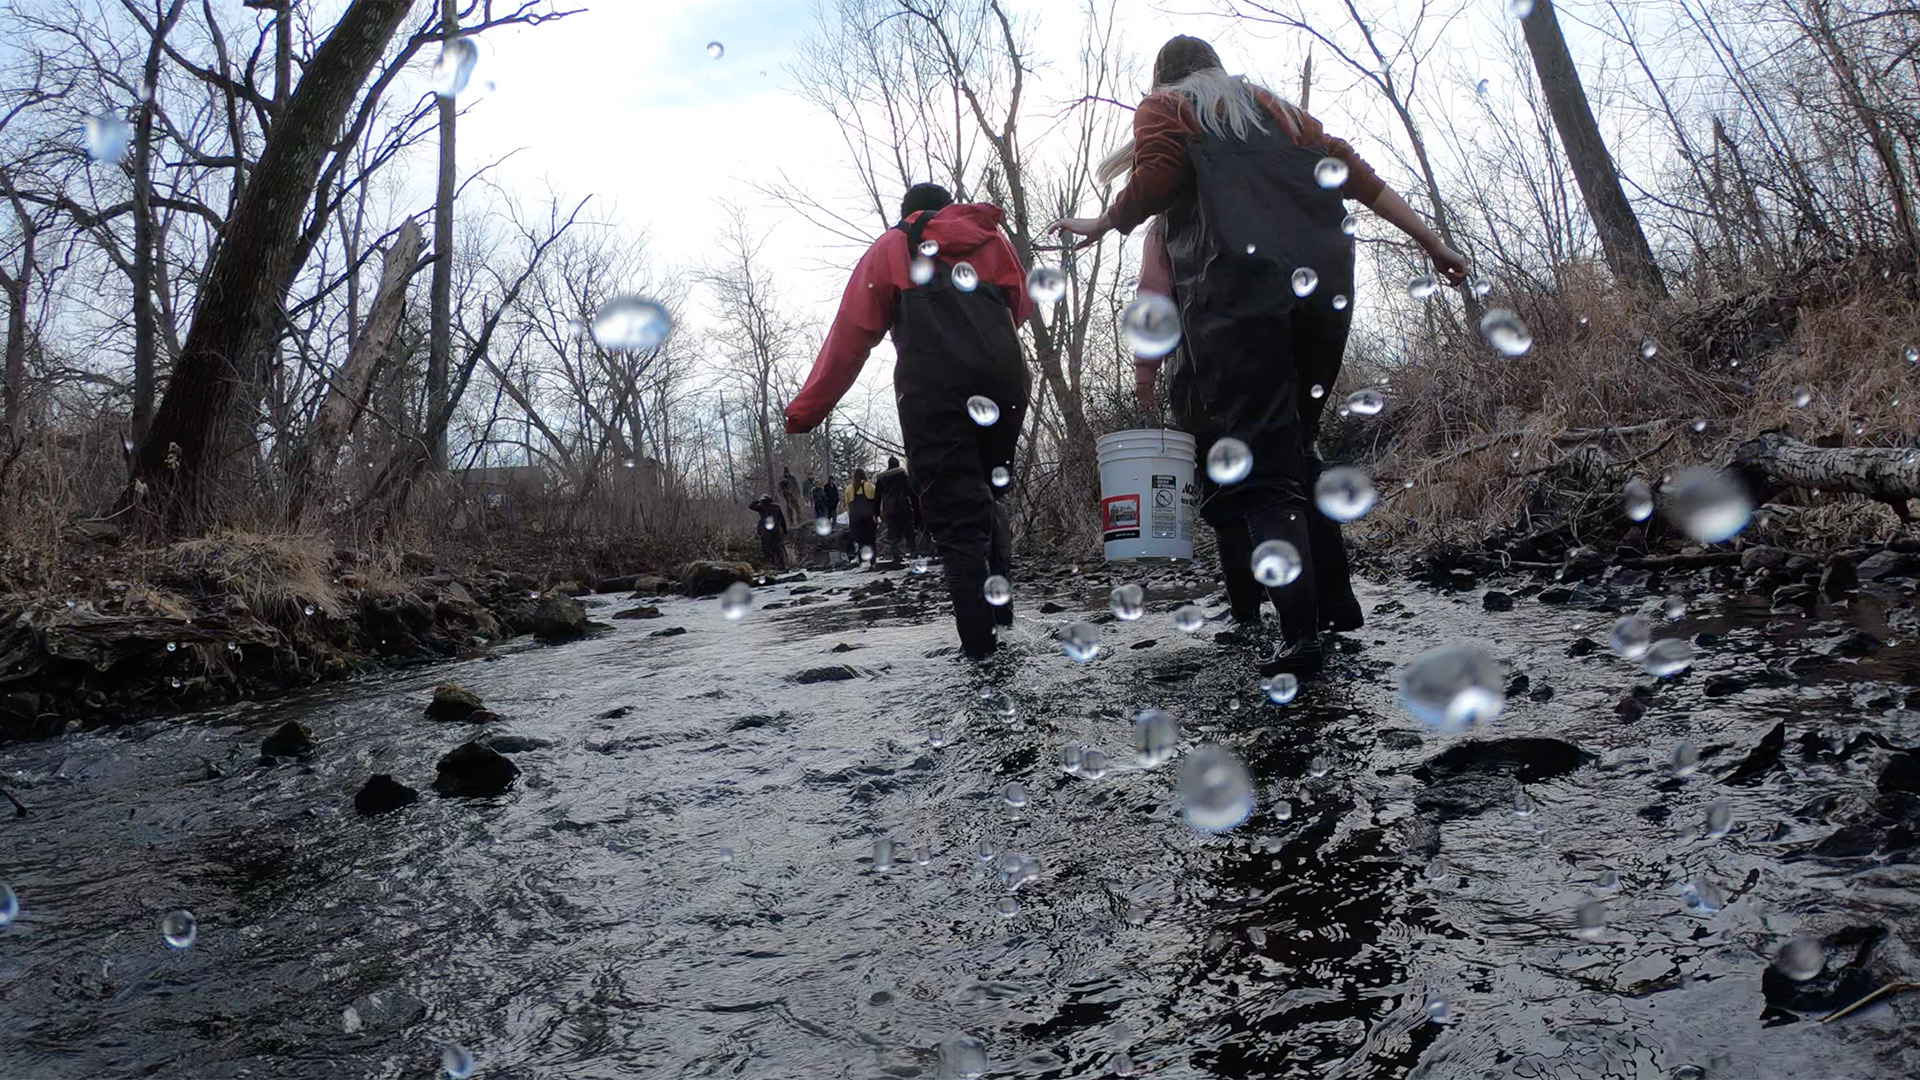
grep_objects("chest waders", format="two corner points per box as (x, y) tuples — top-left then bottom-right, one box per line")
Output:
(890, 211), (1031, 656)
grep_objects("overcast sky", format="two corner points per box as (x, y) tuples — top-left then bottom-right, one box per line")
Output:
(433, 0), (1591, 420)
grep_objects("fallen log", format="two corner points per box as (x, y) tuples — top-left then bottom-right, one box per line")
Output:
(1734, 432), (1919, 522)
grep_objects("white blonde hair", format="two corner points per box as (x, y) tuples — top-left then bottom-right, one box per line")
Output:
(1095, 69), (1304, 185)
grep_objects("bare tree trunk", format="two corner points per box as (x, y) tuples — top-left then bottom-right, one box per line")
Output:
(284, 218), (421, 529)
(0, 248), (27, 438)
(427, 0), (457, 472)
(1735, 432), (1919, 522)
(131, 0), (417, 534)
(1797, 0), (1920, 265)
(1520, 0), (1668, 297)
(131, 0), (188, 444)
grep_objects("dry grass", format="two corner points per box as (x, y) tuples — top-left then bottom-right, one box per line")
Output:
(169, 532), (347, 621)
(1328, 254), (1920, 554)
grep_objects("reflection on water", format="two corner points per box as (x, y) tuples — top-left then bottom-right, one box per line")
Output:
(2, 568), (1918, 1078)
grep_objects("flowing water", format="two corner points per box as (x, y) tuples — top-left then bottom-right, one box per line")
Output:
(3, 567), (1918, 1079)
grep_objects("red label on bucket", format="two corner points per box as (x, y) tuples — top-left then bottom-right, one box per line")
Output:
(1102, 494), (1140, 541)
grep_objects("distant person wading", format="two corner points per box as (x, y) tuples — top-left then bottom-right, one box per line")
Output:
(1053, 35), (1468, 675)
(787, 184), (1031, 656)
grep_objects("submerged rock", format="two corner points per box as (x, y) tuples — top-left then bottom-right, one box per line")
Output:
(793, 665), (860, 684)
(1482, 591), (1514, 612)
(425, 683), (484, 722)
(531, 593), (590, 641)
(1416, 737), (1597, 785)
(261, 721), (314, 757)
(354, 774), (418, 815)
(480, 733), (553, 753)
(611, 605), (662, 620)
(649, 626), (687, 638)
(433, 741), (521, 797)
(1722, 721), (1786, 784)
(680, 561), (754, 597)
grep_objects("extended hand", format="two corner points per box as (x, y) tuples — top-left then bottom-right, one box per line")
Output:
(1049, 214), (1110, 251)
(1429, 243), (1470, 287)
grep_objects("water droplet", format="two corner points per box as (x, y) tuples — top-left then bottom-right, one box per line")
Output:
(912, 847), (929, 865)
(952, 261), (979, 292)
(1623, 477), (1654, 522)
(917, 239), (940, 259)
(1206, 437), (1253, 484)
(983, 689), (1016, 719)
(161, 909), (197, 949)
(966, 395), (1001, 426)
(168, 677), (181, 688)
(1791, 386), (1812, 408)
(1691, 418), (1709, 433)
(761, 515), (777, 532)
(1774, 937), (1823, 982)
(1250, 540), (1303, 587)
(939, 1034), (989, 1078)
(1703, 800), (1731, 838)
(928, 725), (949, 748)
(983, 575), (1012, 606)
(1346, 389), (1385, 416)
(1641, 637), (1693, 677)
(1314, 465), (1377, 522)
(994, 897), (1019, 918)
(430, 36), (479, 98)
(1640, 337), (1658, 358)
(303, 604), (316, 617)
(860, 546), (875, 565)
(1026, 265), (1066, 304)
(0, 882), (16, 926)
(1108, 1050), (1137, 1076)
(1341, 212), (1358, 236)
(1659, 595), (1688, 622)
(1424, 995), (1450, 1023)
(1135, 708), (1178, 768)
(591, 295), (672, 352)
(1671, 741), (1700, 778)
(910, 557), (931, 575)
(1177, 744), (1254, 833)
(1574, 897), (1605, 939)
(1122, 294), (1182, 358)
(1508, 0), (1534, 13)
(1308, 754), (1331, 778)
(1663, 466), (1751, 542)
(1408, 273), (1438, 300)
(705, 40), (725, 59)
(1905, 345), (1919, 364)
(1059, 743), (1085, 774)
(1609, 616), (1652, 659)
(1679, 876), (1723, 915)
(443, 1043), (477, 1079)
(1274, 799), (1294, 822)
(1672, 1065), (1706, 1080)
(1079, 749), (1110, 779)
(719, 581), (753, 621)
(1262, 673), (1299, 704)
(1002, 781), (1029, 809)
(1478, 308), (1532, 355)
(1061, 622), (1101, 663)
(813, 515), (832, 536)
(976, 837), (998, 863)
(83, 112), (131, 164)
(1106, 584), (1144, 622)
(1310, 383), (1326, 399)
(1398, 643), (1505, 731)
(1290, 267), (1319, 297)
(1332, 294), (1349, 311)
(1578, 315), (1589, 326)
(1172, 604), (1205, 633)
(872, 837), (896, 873)
(910, 256), (935, 285)
(1313, 157), (1349, 189)
(1511, 789), (1535, 817)
(1476, 77), (1490, 94)
(166, 641), (177, 652)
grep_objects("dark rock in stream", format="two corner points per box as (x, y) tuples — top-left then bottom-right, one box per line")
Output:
(1813, 628), (1881, 658)
(1856, 550), (1920, 581)
(793, 665), (859, 684)
(1820, 556), (1859, 598)
(1536, 587), (1574, 605)
(1880, 754), (1920, 797)
(1760, 926), (1886, 1016)
(830, 642), (863, 653)
(432, 742), (521, 797)
(680, 561), (754, 597)
(1416, 737), (1597, 785)
(530, 593), (591, 641)
(1566, 637), (1598, 657)
(480, 733), (554, 753)
(260, 722), (314, 757)
(1039, 602), (1067, 614)
(1721, 721), (1786, 785)
(1482, 591), (1514, 612)
(649, 626), (687, 638)
(424, 683), (484, 722)
(611, 605), (662, 620)
(353, 774), (419, 816)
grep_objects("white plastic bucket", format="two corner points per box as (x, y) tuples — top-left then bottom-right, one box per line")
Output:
(1096, 428), (1197, 562)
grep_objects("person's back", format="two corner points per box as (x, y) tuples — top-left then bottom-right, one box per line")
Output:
(784, 184), (1034, 656)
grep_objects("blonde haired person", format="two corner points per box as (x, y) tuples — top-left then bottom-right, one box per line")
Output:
(1056, 36), (1467, 674)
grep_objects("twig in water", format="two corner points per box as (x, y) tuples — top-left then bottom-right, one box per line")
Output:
(0, 786), (26, 817)
(1820, 981), (1917, 1023)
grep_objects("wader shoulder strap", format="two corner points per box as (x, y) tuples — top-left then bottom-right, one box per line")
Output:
(896, 209), (941, 265)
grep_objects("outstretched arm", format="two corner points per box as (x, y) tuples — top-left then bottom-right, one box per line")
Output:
(785, 236), (901, 433)
(1364, 186), (1468, 285)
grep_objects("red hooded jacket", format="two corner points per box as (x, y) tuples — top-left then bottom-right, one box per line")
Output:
(785, 203), (1032, 433)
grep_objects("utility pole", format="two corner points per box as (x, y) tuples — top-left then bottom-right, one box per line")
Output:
(427, 0), (457, 470)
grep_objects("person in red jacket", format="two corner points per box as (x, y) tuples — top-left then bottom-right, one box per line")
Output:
(1056, 35), (1468, 675)
(786, 183), (1032, 657)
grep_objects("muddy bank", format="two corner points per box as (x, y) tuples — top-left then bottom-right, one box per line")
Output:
(0, 537), (765, 742)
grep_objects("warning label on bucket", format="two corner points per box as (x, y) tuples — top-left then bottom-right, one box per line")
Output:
(1101, 494), (1140, 542)
(1150, 475), (1179, 539)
